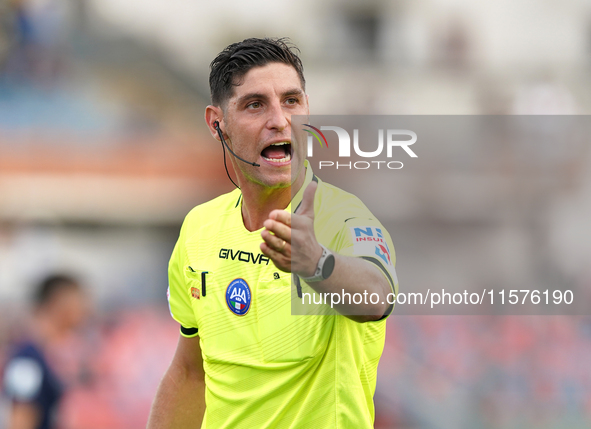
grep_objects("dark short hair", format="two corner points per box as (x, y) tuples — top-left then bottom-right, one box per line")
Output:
(34, 274), (80, 307)
(209, 37), (305, 107)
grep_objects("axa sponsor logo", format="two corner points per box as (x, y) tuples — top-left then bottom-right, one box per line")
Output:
(219, 248), (270, 265)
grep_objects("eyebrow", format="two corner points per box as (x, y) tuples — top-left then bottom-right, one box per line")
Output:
(236, 88), (305, 106)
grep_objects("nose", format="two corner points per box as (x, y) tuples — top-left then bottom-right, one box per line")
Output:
(266, 100), (289, 131)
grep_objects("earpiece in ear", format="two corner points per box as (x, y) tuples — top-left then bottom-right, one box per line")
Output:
(213, 119), (260, 170)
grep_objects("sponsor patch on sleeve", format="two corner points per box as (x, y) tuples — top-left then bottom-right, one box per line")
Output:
(350, 226), (394, 266)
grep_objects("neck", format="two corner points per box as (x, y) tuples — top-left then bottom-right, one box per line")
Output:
(240, 185), (292, 231)
(239, 169), (306, 232)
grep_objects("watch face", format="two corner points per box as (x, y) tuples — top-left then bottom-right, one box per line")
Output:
(322, 254), (336, 279)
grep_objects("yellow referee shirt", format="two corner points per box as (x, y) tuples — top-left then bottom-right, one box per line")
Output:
(167, 162), (398, 428)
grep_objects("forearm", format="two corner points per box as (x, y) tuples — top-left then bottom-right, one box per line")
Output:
(147, 356), (205, 428)
(260, 182), (393, 322)
(305, 253), (392, 322)
(8, 403), (39, 429)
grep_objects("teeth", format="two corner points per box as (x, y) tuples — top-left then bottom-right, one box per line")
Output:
(262, 142), (291, 163)
(262, 152), (292, 163)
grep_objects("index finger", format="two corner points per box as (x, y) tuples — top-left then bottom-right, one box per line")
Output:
(269, 209), (291, 226)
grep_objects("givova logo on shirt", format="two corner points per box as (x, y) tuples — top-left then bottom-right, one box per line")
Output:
(226, 278), (251, 316)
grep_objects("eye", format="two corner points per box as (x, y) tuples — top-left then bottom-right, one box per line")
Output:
(285, 97), (298, 105)
(247, 101), (261, 109)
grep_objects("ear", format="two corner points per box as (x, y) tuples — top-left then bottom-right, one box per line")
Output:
(205, 105), (224, 141)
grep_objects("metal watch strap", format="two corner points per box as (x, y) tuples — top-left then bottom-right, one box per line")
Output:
(300, 244), (332, 282)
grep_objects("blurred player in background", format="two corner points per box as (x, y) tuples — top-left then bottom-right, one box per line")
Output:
(2, 274), (88, 429)
(148, 37), (398, 428)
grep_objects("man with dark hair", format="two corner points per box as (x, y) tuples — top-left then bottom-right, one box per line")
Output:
(209, 38), (306, 107)
(148, 37), (398, 428)
(2, 274), (88, 429)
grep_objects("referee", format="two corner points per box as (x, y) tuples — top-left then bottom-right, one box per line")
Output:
(148, 38), (398, 428)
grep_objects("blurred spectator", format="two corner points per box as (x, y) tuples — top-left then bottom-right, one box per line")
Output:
(0, 0), (69, 86)
(1, 274), (89, 429)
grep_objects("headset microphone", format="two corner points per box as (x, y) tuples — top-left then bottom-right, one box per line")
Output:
(213, 121), (260, 167)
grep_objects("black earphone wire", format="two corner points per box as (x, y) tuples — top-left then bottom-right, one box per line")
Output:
(220, 133), (241, 190)
(213, 120), (241, 189)
(213, 120), (261, 189)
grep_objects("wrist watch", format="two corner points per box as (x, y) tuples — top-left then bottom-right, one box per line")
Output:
(300, 244), (335, 282)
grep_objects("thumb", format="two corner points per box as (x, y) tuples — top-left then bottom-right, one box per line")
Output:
(296, 181), (317, 218)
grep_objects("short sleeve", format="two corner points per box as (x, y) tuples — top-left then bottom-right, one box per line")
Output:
(333, 217), (399, 303)
(167, 225), (199, 337)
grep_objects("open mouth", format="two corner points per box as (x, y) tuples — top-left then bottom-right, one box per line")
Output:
(261, 142), (292, 163)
